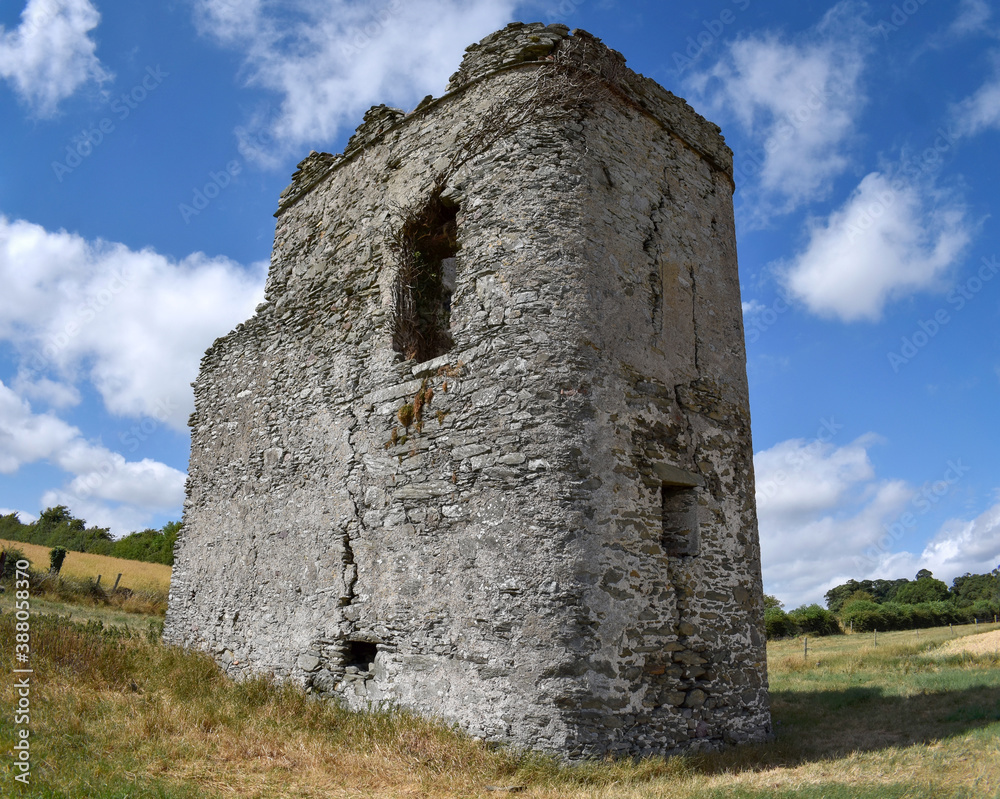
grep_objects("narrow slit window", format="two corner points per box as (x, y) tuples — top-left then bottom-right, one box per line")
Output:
(661, 484), (699, 556)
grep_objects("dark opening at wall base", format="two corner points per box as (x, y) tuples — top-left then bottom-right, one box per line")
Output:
(344, 640), (378, 674)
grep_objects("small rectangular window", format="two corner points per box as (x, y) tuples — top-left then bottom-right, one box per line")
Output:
(344, 640), (378, 673)
(661, 484), (700, 557)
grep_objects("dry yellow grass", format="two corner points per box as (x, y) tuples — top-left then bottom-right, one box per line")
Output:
(0, 537), (171, 592)
(1, 613), (998, 798)
(936, 628), (1000, 657)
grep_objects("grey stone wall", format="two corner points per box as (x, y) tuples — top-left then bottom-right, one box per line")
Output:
(165, 22), (771, 758)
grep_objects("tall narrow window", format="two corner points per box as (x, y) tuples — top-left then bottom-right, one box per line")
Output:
(391, 191), (459, 362)
(654, 463), (703, 557)
(661, 485), (699, 556)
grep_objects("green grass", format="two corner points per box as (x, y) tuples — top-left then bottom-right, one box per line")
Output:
(0, 592), (163, 632)
(1, 611), (999, 798)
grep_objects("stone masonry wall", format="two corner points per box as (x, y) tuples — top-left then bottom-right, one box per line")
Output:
(165, 22), (771, 758)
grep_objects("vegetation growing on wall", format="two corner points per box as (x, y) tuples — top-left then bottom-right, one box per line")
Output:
(389, 191), (459, 363)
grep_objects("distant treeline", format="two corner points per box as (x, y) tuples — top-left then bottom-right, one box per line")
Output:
(766, 568), (1000, 639)
(0, 506), (180, 566)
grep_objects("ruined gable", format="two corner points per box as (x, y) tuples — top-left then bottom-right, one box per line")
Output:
(164, 22), (772, 758)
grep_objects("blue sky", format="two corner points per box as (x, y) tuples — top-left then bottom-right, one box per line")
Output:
(0, 0), (998, 608)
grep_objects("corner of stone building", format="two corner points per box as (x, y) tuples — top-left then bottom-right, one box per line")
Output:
(167, 20), (771, 760)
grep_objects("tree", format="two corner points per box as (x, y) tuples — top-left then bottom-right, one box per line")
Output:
(1, 508), (179, 565)
(109, 521), (182, 565)
(764, 606), (796, 639)
(825, 578), (910, 610)
(915, 568), (933, 581)
(839, 599), (883, 632)
(49, 546), (68, 574)
(0, 512), (25, 540)
(825, 580), (863, 612)
(27, 506), (112, 553)
(895, 576), (949, 604)
(37, 506), (75, 527)
(951, 572), (996, 606)
(788, 604), (842, 636)
(161, 521), (182, 565)
(842, 589), (876, 606)
(869, 578), (909, 603)
(763, 594), (783, 610)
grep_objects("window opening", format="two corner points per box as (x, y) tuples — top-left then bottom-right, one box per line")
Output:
(391, 191), (459, 362)
(344, 640), (378, 673)
(661, 485), (699, 556)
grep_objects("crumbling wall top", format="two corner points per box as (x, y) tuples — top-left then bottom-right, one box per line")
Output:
(443, 21), (731, 176)
(345, 104), (406, 154)
(445, 21), (573, 91)
(275, 21), (734, 217)
(277, 150), (339, 213)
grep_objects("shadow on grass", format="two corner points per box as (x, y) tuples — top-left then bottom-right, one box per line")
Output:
(698, 681), (1000, 776)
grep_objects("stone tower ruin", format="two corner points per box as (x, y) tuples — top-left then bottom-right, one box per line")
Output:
(165, 22), (771, 758)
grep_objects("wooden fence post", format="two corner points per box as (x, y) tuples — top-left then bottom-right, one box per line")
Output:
(112, 573), (122, 591)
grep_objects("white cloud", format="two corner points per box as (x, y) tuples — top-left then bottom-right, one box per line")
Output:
(0, 216), (265, 537)
(191, 0), (520, 162)
(756, 434), (916, 607)
(911, 502), (1000, 579)
(756, 433), (879, 520)
(0, 380), (186, 534)
(0, 380), (79, 473)
(0, 0), (110, 116)
(779, 172), (970, 322)
(53, 439), (185, 510)
(685, 1), (871, 216)
(755, 434), (996, 608)
(955, 54), (1000, 136)
(864, 500), (1000, 589)
(950, 0), (993, 37)
(13, 373), (80, 409)
(0, 216), (267, 430)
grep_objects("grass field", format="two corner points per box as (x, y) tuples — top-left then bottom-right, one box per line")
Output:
(0, 592), (163, 632)
(0, 538), (172, 592)
(937, 629), (1000, 657)
(1, 604), (998, 799)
